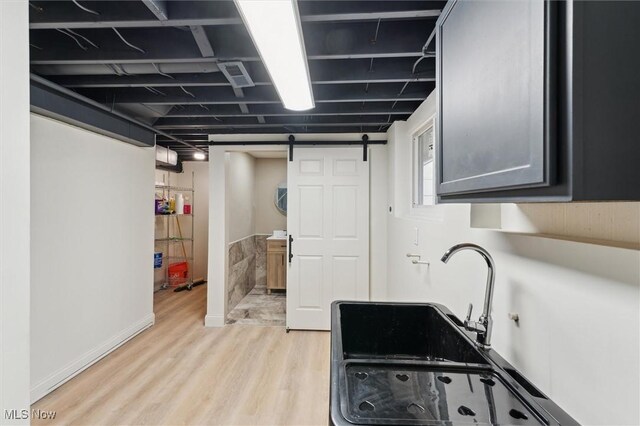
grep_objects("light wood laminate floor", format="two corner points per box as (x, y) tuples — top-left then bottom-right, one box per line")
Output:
(32, 285), (331, 425)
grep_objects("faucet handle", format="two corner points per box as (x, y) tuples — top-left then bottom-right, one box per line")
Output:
(465, 303), (473, 324)
(464, 303), (487, 335)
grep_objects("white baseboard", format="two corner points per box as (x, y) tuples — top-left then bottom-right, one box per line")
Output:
(30, 313), (155, 403)
(204, 314), (225, 327)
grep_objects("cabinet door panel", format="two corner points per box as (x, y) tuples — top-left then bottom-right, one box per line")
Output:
(267, 252), (286, 290)
(277, 253), (286, 289)
(267, 252), (280, 290)
(437, 0), (554, 195)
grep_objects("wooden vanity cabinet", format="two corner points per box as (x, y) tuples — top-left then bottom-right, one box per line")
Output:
(266, 239), (287, 293)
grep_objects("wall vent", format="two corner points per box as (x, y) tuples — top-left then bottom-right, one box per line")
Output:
(218, 62), (255, 88)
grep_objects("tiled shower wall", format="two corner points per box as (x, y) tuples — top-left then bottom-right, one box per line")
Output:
(255, 235), (267, 287)
(227, 234), (268, 312)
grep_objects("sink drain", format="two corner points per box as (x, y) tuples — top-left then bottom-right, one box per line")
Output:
(395, 373), (409, 382)
(359, 401), (375, 412)
(354, 372), (368, 380)
(437, 375), (452, 384)
(457, 405), (476, 416)
(509, 408), (528, 420)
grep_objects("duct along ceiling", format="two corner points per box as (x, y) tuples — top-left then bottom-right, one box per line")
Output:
(29, 1), (445, 159)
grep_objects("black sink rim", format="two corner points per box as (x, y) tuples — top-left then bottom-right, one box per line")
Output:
(335, 300), (490, 364)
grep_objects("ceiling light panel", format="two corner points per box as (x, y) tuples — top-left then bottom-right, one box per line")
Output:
(234, 0), (315, 111)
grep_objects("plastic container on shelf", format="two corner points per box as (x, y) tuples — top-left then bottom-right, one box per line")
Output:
(183, 195), (191, 214)
(155, 199), (164, 215)
(175, 193), (184, 215)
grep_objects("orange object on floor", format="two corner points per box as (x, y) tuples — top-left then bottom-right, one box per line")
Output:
(168, 261), (189, 286)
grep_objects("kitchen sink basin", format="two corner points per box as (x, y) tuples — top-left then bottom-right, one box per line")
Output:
(344, 363), (539, 425)
(330, 301), (578, 426)
(339, 303), (488, 365)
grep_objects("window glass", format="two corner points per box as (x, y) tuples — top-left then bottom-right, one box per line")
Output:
(413, 126), (435, 206)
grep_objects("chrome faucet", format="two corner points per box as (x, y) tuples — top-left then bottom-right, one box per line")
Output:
(441, 243), (495, 349)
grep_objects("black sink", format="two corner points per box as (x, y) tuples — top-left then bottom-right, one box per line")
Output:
(330, 301), (578, 426)
(340, 303), (488, 365)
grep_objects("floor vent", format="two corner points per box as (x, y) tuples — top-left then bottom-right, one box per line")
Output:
(218, 62), (255, 88)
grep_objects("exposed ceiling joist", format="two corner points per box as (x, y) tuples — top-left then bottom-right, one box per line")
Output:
(301, 10), (440, 23)
(157, 142), (208, 146)
(141, 0), (168, 21)
(232, 87), (250, 114)
(156, 124), (393, 130)
(45, 60), (435, 88)
(189, 25), (214, 57)
(156, 125), (391, 135)
(29, 51), (423, 65)
(46, 73), (247, 88)
(154, 114), (401, 128)
(31, 62), (221, 76)
(29, 20), (430, 64)
(162, 137), (208, 141)
(29, 9), (441, 30)
(76, 83), (431, 105)
(161, 104), (417, 118)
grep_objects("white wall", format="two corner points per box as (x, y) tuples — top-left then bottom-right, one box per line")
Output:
(206, 147), (228, 327)
(254, 158), (287, 235)
(385, 92), (640, 425)
(227, 152), (256, 242)
(30, 114), (155, 402)
(0, 2), (30, 422)
(369, 146), (388, 301)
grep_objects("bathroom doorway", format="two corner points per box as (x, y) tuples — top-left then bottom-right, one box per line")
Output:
(224, 149), (288, 326)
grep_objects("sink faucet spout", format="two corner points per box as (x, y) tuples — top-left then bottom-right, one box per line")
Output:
(441, 243), (495, 349)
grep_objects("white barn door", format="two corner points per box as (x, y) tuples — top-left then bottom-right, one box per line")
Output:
(287, 148), (369, 330)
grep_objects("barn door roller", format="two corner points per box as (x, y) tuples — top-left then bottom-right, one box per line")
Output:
(362, 134), (369, 162)
(289, 135), (295, 162)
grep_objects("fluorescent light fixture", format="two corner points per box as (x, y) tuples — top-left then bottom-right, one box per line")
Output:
(193, 152), (206, 160)
(234, 0), (315, 111)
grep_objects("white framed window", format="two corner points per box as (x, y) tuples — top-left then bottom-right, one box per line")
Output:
(412, 123), (435, 207)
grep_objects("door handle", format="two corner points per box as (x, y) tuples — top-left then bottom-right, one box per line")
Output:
(288, 235), (293, 263)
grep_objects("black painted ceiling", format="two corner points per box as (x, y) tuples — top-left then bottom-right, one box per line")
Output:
(29, 0), (444, 158)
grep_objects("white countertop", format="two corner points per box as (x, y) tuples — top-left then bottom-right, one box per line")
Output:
(267, 235), (287, 241)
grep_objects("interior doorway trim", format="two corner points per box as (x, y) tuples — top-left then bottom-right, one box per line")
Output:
(205, 144), (288, 327)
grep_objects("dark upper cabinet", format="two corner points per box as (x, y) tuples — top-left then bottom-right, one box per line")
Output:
(436, 0), (640, 202)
